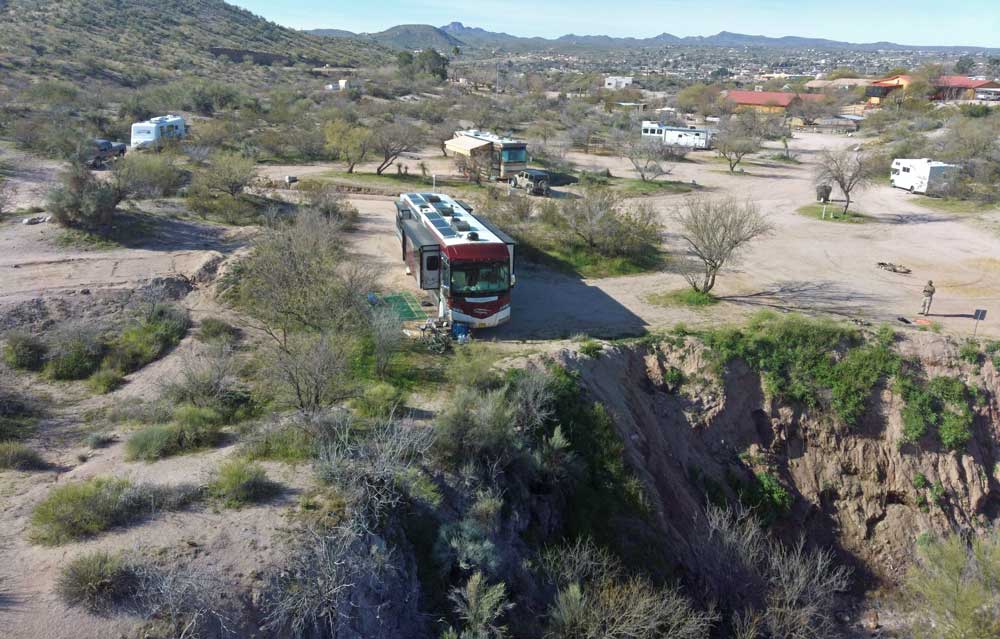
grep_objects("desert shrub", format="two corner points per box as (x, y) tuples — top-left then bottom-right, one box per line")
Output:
(196, 318), (240, 344)
(47, 162), (121, 227)
(445, 343), (502, 390)
(30, 477), (200, 544)
(86, 432), (116, 448)
(125, 408), (224, 461)
(104, 304), (189, 374)
(736, 472), (793, 526)
(704, 313), (898, 426)
(113, 153), (186, 199)
(958, 340), (981, 365)
(434, 386), (517, 469)
(692, 505), (851, 638)
(913, 473), (929, 489)
(902, 528), (1000, 639)
(542, 539), (717, 639)
(899, 375), (974, 450)
(0, 441), (46, 470)
(44, 326), (106, 380)
(298, 180), (360, 227)
(210, 459), (277, 507)
(57, 551), (137, 613)
(578, 339), (603, 358)
(161, 346), (253, 422)
(242, 421), (315, 462)
(2, 331), (47, 370)
(88, 367), (124, 394)
(353, 382), (406, 418)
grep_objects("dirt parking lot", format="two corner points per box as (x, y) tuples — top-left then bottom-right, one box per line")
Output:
(3, 133), (999, 340)
(342, 131), (1000, 340)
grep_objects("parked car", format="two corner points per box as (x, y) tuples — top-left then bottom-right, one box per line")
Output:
(509, 169), (551, 196)
(89, 139), (126, 167)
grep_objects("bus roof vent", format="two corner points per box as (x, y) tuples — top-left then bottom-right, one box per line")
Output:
(467, 231), (479, 241)
(451, 219), (471, 232)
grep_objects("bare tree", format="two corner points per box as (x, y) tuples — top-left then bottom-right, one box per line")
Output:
(369, 306), (401, 379)
(560, 187), (622, 251)
(675, 198), (773, 293)
(270, 332), (353, 414)
(370, 122), (424, 175)
(815, 149), (877, 215)
(618, 137), (676, 182)
(230, 209), (378, 345)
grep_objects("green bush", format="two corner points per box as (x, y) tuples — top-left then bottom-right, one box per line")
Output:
(113, 153), (186, 199)
(912, 473), (929, 489)
(2, 332), (47, 370)
(0, 441), (46, 470)
(353, 382), (407, 418)
(899, 375), (974, 450)
(57, 551), (136, 613)
(738, 471), (793, 526)
(44, 330), (105, 380)
(125, 406), (224, 461)
(445, 343), (502, 390)
(958, 340), (981, 365)
(196, 318), (240, 343)
(210, 459), (277, 507)
(30, 477), (200, 544)
(703, 313), (898, 426)
(578, 340), (603, 358)
(242, 423), (314, 462)
(88, 367), (124, 394)
(104, 305), (189, 374)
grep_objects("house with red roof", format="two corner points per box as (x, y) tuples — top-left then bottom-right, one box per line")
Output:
(932, 76), (1000, 101)
(722, 89), (826, 114)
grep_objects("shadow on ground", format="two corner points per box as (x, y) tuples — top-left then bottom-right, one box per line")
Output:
(721, 280), (883, 318)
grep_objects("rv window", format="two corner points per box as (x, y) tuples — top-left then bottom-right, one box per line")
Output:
(501, 148), (527, 163)
(902, 167), (910, 173)
(425, 255), (440, 271)
(642, 129), (649, 134)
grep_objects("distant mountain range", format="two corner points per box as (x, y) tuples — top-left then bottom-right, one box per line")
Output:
(308, 22), (997, 53)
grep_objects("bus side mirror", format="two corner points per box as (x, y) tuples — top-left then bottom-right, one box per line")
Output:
(511, 274), (516, 288)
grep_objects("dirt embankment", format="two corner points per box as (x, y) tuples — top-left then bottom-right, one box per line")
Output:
(559, 333), (1000, 583)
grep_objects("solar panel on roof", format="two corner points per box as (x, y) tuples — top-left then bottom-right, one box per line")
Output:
(438, 227), (457, 238)
(425, 212), (443, 221)
(409, 194), (426, 205)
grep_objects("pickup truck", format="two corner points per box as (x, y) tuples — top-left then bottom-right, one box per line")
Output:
(89, 139), (127, 167)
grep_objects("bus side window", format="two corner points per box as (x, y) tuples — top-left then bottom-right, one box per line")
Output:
(426, 255), (440, 271)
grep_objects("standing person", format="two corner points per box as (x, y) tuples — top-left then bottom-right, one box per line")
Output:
(920, 280), (936, 316)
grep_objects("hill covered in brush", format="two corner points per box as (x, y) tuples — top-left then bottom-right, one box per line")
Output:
(0, 0), (389, 90)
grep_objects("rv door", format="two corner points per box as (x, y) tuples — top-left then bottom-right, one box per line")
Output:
(420, 247), (441, 290)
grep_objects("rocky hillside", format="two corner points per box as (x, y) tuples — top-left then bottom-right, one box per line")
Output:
(0, 0), (387, 90)
(561, 327), (1000, 583)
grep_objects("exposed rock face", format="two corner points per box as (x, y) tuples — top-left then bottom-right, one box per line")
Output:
(559, 332), (1000, 583)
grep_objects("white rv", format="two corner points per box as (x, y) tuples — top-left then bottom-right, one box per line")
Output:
(640, 121), (714, 150)
(130, 115), (187, 149)
(890, 158), (960, 195)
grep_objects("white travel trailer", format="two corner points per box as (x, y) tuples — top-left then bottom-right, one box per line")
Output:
(130, 115), (187, 149)
(890, 158), (960, 195)
(640, 122), (714, 149)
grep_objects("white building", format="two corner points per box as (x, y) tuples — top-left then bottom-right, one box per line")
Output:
(604, 75), (634, 90)
(640, 122), (714, 150)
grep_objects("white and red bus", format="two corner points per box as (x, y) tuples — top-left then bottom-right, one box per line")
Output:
(395, 193), (516, 329)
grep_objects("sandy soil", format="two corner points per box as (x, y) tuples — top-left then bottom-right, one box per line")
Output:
(337, 131), (1000, 340)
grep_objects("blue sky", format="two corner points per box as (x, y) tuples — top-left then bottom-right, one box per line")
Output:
(232, 1), (998, 48)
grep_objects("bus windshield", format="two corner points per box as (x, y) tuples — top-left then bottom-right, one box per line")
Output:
(451, 262), (510, 296)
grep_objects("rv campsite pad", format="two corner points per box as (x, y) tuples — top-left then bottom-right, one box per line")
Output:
(383, 292), (431, 321)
